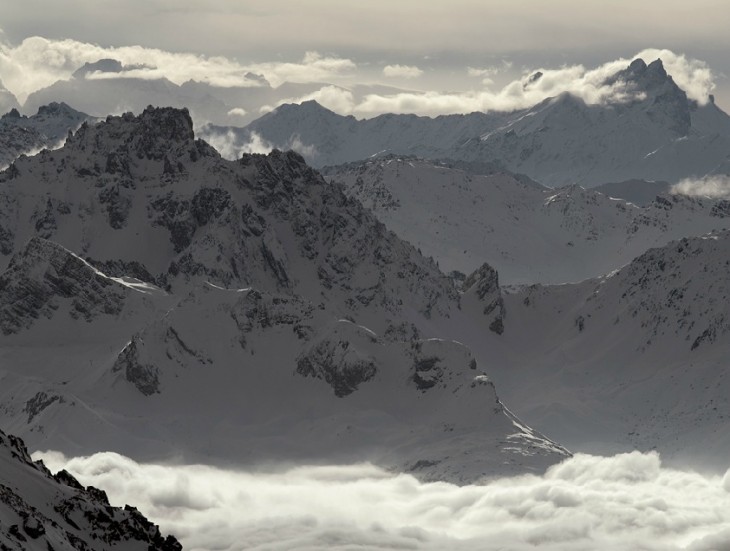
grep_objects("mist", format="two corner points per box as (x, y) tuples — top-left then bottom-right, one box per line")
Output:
(36, 450), (730, 551)
(671, 175), (730, 200)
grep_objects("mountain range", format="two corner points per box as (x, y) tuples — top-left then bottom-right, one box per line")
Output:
(210, 58), (730, 187)
(0, 102), (93, 169)
(324, 155), (730, 283)
(0, 107), (568, 487)
(3, 54), (730, 547)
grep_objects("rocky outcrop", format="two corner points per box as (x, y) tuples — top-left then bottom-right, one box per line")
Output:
(0, 238), (128, 335)
(0, 428), (181, 551)
(463, 263), (505, 334)
(112, 338), (161, 396)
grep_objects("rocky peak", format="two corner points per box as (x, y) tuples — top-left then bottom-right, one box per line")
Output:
(65, 105), (196, 161)
(626, 58), (648, 74)
(2, 108), (21, 120)
(72, 58), (124, 79)
(608, 57), (690, 135)
(35, 102), (77, 118)
(0, 428), (182, 550)
(463, 262), (505, 334)
(136, 105), (195, 144)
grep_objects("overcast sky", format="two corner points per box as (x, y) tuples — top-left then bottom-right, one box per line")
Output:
(1, 0), (729, 111)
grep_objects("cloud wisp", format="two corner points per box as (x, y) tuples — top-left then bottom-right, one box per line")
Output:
(671, 175), (730, 199)
(382, 64), (424, 79)
(35, 450), (730, 551)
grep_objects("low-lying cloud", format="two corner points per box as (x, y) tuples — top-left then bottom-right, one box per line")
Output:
(198, 129), (274, 160)
(197, 127), (318, 161)
(35, 450), (730, 551)
(671, 175), (730, 199)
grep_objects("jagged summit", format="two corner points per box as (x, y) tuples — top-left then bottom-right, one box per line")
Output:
(0, 101), (94, 168)
(0, 428), (181, 551)
(62, 105), (199, 163)
(2, 108), (21, 119)
(35, 101), (81, 118)
(72, 58), (125, 78)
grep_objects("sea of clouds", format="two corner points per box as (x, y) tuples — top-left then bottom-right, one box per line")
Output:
(36, 450), (730, 551)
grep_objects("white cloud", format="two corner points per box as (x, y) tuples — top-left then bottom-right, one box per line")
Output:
(352, 50), (716, 117)
(0, 37), (356, 102)
(35, 450), (730, 551)
(671, 175), (730, 199)
(0, 36), (718, 118)
(260, 84), (355, 116)
(635, 48), (716, 105)
(199, 129), (274, 160)
(383, 64), (424, 79)
(226, 107), (247, 117)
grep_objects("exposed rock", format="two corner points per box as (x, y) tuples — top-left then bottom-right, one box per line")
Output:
(0, 428), (181, 550)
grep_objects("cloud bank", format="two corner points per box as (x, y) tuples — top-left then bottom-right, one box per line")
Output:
(0, 35), (719, 119)
(353, 49), (716, 117)
(0, 36), (356, 102)
(671, 175), (730, 199)
(36, 450), (730, 551)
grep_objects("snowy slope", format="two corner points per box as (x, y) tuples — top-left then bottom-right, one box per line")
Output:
(462, 59), (730, 187)
(0, 428), (180, 551)
(236, 58), (730, 185)
(0, 107), (568, 483)
(447, 230), (730, 470)
(0, 103), (94, 168)
(204, 100), (507, 167)
(325, 156), (730, 283)
(593, 179), (671, 206)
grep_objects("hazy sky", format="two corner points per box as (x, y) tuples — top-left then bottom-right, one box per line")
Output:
(1, 0), (729, 111)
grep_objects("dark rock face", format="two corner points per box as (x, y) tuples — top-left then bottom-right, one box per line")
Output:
(0, 101), (92, 167)
(0, 237), (127, 335)
(112, 338), (160, 396)
(296, 338), (378, 397)
(609, 58), (691, 136)
(463, 263), (505, 334)
(0, 428), (182, 551)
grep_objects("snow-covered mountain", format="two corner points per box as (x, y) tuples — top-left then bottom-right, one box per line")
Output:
(464, 59), (730, 187)
(0, 106), (568, 483)
(593, 179), (671, 206)
(0, 428), (181, 550)
(234, 58), (730, 187)
(203, 99), (507, 166)
(0, 102), (94, 168)
(449, 229), (730, 470)
(325, 156), (730, 283)
(22, 58), (411, 127)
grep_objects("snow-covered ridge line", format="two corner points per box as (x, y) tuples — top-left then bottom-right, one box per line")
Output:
(0, 427), (181, 551)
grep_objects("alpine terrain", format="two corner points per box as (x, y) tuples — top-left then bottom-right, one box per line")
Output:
(0, 428), (180, 551)
(0, 106), (568, 488)
(226, 58), (730, 187)
(0, 103), (94, 169)
(325, 155), (730, 283)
